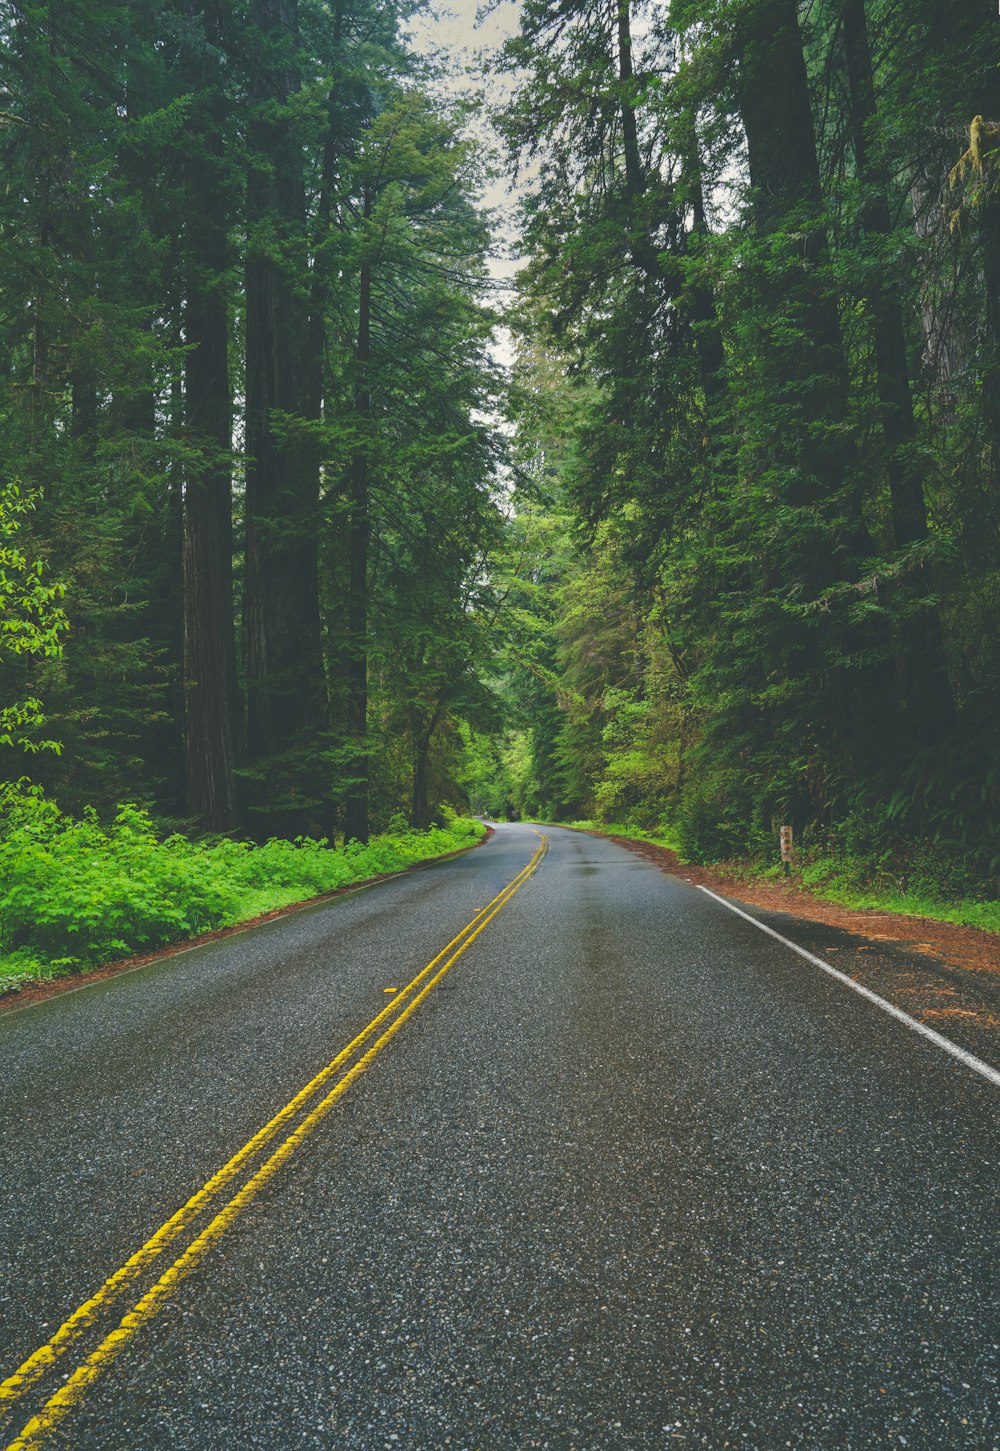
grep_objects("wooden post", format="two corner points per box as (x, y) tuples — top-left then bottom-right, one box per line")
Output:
(780, 824), (793, 877)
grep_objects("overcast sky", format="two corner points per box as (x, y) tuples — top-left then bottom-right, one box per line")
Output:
(406, 0), (528, 347)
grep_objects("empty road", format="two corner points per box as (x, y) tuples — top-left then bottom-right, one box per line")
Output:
(1, 823), (997, 1450)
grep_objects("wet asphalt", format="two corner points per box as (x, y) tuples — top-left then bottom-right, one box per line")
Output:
(1, 823), (998, 1450)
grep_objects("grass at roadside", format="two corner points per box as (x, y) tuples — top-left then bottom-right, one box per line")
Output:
(757, 856), (1000, 934)
(556, 819), (685, 855)
(0, 790), (486, 995)
(544, 819), (1000, 936)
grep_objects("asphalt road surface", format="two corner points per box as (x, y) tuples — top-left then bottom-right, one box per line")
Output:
(1, 823), (998, 1451)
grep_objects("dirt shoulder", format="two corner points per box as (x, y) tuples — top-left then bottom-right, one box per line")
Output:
(597, 832), (999, 979)
(589, 829), (1000, 1070)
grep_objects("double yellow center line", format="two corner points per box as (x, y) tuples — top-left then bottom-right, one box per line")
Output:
(0, 832), (547, 1451)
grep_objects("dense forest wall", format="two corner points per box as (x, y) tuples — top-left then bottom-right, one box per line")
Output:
(1, 0), (997, 894)
(492, 0), (1000, 886)
(0, 0), (506, 840)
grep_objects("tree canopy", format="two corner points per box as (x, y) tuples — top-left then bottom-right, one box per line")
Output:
(0, 0), (996, 896)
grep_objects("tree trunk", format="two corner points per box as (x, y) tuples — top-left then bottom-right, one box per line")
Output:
(411, 701), (445, 830)
(738, 0), (848, 412)
(29, 199), (50, 468)
(615, 0), (642, 200)
(842, 0), (953, 742)
(411, 736), (430, 832)
(343, 233), (372, 844)
(687, 173), (726, 401)
(615, 0), (674, 284)
(617, 5), (726, 406)
(181, 13), (237, 832)
(70, 367), (97, 464)
(306, 2), (345, 426)
(735, 0), (893, 773)
(843, 0), (925, 545)
(245, 0), (325, 832)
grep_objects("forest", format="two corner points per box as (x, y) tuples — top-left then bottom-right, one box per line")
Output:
(0, 0), (998, 975)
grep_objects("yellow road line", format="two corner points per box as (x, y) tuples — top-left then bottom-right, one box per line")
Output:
(0, 835), (545, 1427)
(2, 833), (546, 1451)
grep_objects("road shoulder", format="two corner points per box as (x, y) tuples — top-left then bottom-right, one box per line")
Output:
(574, 826), (1000, 1072)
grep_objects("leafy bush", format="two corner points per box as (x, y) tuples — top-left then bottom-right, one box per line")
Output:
(675, 785), (753, 865)
(0, 784), (485, 992)
(796, 805), (999, 906)
(432, 804), (482, 839)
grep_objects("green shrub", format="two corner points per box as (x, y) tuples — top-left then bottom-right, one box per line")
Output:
(676, 788), (750, 864)
(0, 784), (485, 992)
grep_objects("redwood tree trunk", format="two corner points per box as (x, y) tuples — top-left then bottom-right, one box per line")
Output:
(842, 0), (953, 743)
(244, 0), (325, 832)
(181, 12), (237, 832)
(411, 738), (430, 832)
(342, 240), (371, 844)
(411, 701), (444, 830)
(617, 1), (725, 405)
(735, 0), (893, 773)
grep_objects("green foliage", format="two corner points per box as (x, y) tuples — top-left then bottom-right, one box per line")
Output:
(674, 788), (750, 866)
(0, 0), (505, 837)
(491, 0), (999, 916)
(0, 784), (485, 992)
(454, 724), (518, 819)
(573, 816), (1000, 933)
(0, 484), (68, 754)
(1, 0), (996, 931)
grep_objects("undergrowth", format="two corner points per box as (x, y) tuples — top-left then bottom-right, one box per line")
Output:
(0, 786), (485, 994)
(761, 856), (1000, 934)
(549, 819), (1000, 935)
(558, 819), (685, 855)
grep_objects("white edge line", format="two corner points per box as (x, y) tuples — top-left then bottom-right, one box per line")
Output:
(696, 885), (1000, 1090)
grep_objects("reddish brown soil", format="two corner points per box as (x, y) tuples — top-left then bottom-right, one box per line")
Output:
(597, 832), (1000, 979)
(591, 830), (1000, 1066)
(0, 828), (494, 1015)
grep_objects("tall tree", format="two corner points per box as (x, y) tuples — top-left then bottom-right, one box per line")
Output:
(244, 0), (325, 834)
(326, 91), (504, 835)
(180, 0), (239, 830)
(342, 195), (372, 842)
(834, 0), (953, 744)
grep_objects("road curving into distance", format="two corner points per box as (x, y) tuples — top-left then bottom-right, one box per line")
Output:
(1, 823), (997, 1449)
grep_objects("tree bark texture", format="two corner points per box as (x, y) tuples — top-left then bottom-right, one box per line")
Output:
(181, 30), (238, 832)
(244, 0), (325, 798)
(411, 700), (444, 831)
(735, 0), (894, 767)
(343, 240), (371, 844)
(842, 0), (953, 742)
